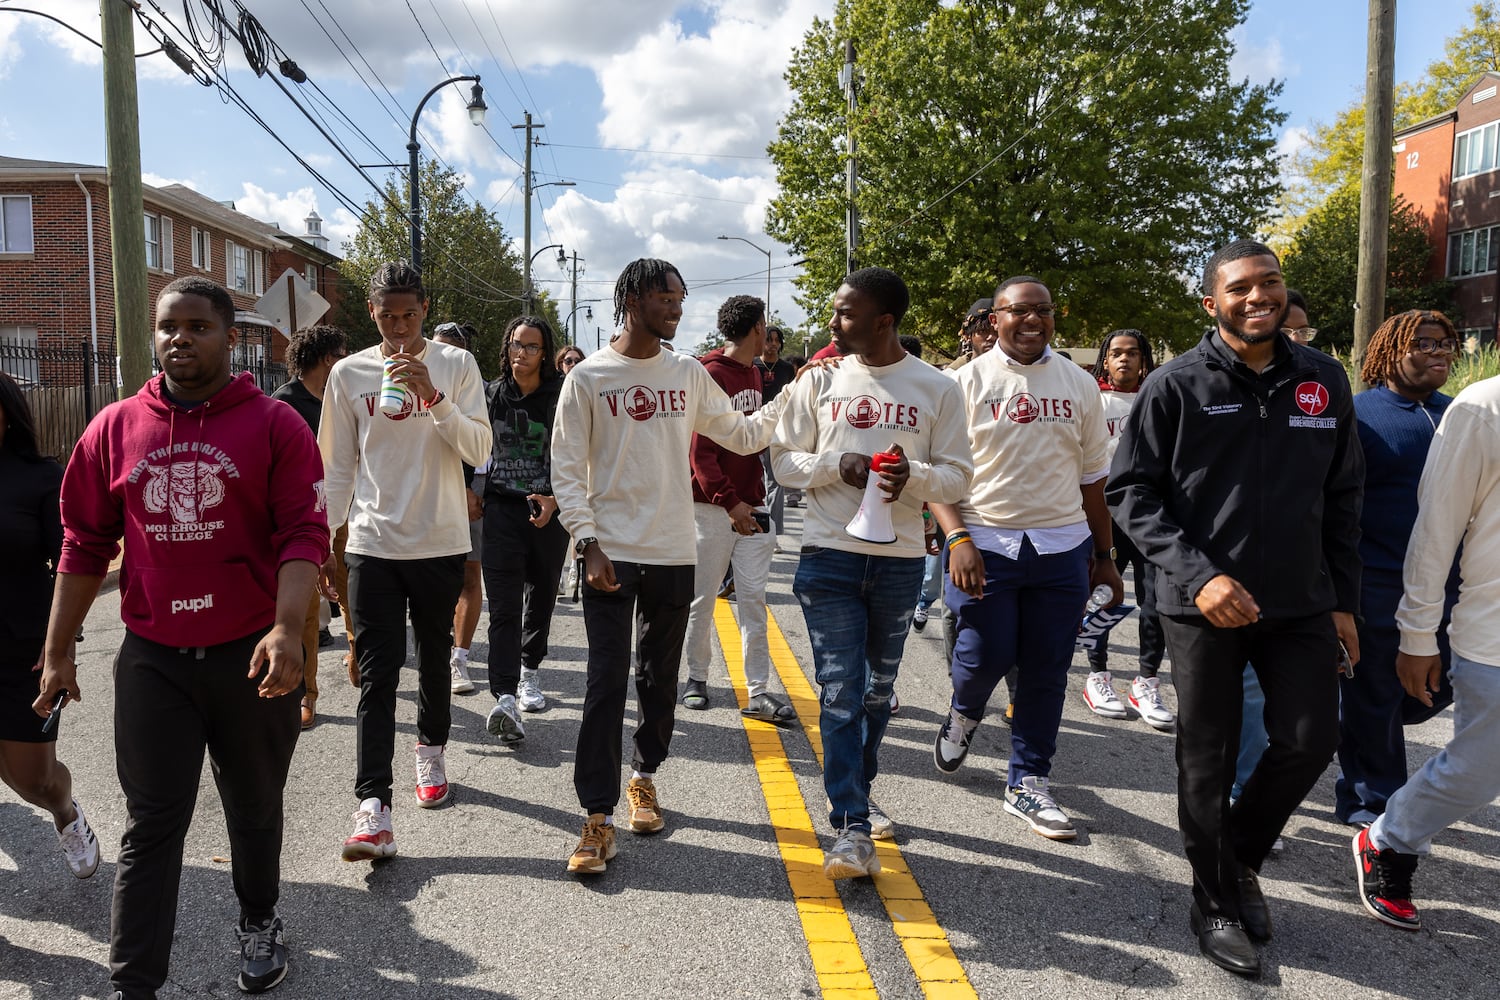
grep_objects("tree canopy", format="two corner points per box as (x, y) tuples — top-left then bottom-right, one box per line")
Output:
(1281, 188), (1454, 352)
(766, 0), (1286, 355)
(337, 160), (559, 379)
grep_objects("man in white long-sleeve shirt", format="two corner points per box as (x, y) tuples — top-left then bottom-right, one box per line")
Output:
(551, 259), (783, 875)
(318, 262), (492, 862)
(772, 266), (974, 879)
(1353, 373), (1500, 932)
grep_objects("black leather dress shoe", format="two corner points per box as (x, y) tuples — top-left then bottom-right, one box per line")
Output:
(1237, 866), (1274, 942)
(1191, 902), (1261, 976)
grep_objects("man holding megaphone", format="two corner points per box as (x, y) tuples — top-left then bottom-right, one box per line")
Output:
(772, 266), (973, 880)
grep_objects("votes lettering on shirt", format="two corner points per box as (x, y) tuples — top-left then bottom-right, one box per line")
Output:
(827, 395), (922, 435)
(599, 385), (689, 422)
(984, 392), (1076, 425)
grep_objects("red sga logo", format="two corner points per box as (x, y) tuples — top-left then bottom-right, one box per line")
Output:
(1295, 381), (1329, 417)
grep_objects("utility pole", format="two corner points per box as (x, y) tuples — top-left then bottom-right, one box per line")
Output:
(568, 251), (584, 346)
(513, 111), (544, 314)
(1353, 0), (1396, 386)
(840, 39), (860, 274)
(101, 0), (150, 395)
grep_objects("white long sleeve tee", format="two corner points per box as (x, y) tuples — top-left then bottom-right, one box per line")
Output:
(550, 345), (782, 566)
(771, 353), (973, 558)
(1397, 375), (1500, 665)
(319, 339), (492, 559)
(953, 347), (1110, 533)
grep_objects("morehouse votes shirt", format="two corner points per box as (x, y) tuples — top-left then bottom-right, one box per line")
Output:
(771, 352), (973, 558)
(57, 372), (330, 648)
(551, 345), (784, 566)
(954, 346), (1111, 532)
(319, 339), (492, 559)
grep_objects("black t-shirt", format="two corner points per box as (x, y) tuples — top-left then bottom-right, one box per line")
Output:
(0, 450), (63, 643)
(756, 357), (796, 402)
(270, 379), (323, 434)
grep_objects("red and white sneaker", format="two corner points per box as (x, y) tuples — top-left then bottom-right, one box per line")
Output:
(414, 743), (450, 808)
(341, 797), (396, 862)
(1353, 827), (1420, 930)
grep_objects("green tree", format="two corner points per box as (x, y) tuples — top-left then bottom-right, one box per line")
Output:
(1281, 186), (1455, 351)
(766, 0), (1286, 355)
(339, 161), (557, 379)
(1300, 3), (1500, 204)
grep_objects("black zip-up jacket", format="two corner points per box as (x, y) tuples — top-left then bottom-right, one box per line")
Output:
(1106, 329), (1364, 618)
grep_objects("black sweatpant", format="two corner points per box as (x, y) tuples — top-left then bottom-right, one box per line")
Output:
(347, 552), (466, 806)
(481, 496), (570, 697)
(1161, 612), (1340, 920)
(109, 628), (301, 999)
(574, 561), (694, 814)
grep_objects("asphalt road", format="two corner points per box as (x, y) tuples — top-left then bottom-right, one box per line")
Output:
(2, 506), (1496, 999)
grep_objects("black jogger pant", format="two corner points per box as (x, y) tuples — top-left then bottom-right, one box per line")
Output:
(481, 496), (570, 697)
(109, 628), (301, 999)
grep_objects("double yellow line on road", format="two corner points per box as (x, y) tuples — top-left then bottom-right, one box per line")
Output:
(713, 599), (977, 1000)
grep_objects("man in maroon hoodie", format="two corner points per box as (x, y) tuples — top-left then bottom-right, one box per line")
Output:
(681, 296), (796, 721)
(35, 276), (329, 999)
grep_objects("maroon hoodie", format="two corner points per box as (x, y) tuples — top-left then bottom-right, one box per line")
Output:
(58, 372), (330, 648)
(690, 348), (767, 511)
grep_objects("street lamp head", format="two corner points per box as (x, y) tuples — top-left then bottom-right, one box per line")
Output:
(466, 81), (487, 126)
(585, 306), (593, 321)
(716, 235), (730, 241)
(556, 247), (567, 267)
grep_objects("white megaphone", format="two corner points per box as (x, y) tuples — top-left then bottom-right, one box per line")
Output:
(845, 451), (899, 544)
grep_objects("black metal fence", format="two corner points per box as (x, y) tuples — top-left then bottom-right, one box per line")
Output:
(0, 337), (288, 462)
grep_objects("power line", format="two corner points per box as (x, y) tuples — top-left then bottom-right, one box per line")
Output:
(542, 141), (771, 162)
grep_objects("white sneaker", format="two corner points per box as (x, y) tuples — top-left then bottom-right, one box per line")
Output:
(1083, 671), (1129, 719)
(517, 668), (547, 712)
(1004, 775), (1077, 840)
(487, 694), (526, 744)
(450, 653), (475, 694)
(1129, 676), (1176, 730)
(414, 744), (450, 807)
(342, 797), (396, 861)
(823, 826), (880, 879)
(56, 799), (100, 878)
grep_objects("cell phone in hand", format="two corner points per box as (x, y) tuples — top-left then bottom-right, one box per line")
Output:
(527, 497), (543, 519)
(1337, 640), (1355, 678)
(752, 511), (772, 534)
(41, 690), (66, 735)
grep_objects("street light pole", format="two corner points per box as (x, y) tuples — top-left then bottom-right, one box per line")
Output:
(526, 244), (565, 314)
(408, 75), (486, 273)
(716, 234), (773, 318)
(512, 113), (577, 313)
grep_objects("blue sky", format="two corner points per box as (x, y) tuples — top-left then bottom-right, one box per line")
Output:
(0, 0), (1485, 351)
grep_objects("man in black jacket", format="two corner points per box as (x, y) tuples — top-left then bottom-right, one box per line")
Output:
(1107, 239), (1364, 977)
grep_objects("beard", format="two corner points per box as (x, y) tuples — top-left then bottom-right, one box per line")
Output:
(1216, 302), (1288, 345)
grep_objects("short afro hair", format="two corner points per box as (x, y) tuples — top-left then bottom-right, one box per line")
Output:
(717, 295), (766, 342)
(1201, 239), (1279, 297)
(285, 324), (347, 379)
(994, 275), (1049, 300)
(160, 275), (235, 331)
(842, 266), (909, 329)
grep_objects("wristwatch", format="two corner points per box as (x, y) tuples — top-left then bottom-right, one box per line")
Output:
(1094, 546), (1117, 561)
(575, 536), (598, 558)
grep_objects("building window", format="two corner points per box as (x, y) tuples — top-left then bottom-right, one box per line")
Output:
(305, 263), (318, 292)
(0, 325), (40, 383)
(227, 240), (250, 292)
(161, 217), (174, 273)
(0, 195), (34, 253)
(1448, 226), (1500, 278)
(1455, 121), (1500, 180)
(191, 226), (211, 270)
(144, 213), (162, 270)
(252, 249), (264, 295)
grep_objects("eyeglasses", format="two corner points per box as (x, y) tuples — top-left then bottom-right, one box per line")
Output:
(1413, 336), (1459, 355)
(507, 341), (543, 356)
(1282, 326), (1318, 343)
(995, 303), (1057, 318)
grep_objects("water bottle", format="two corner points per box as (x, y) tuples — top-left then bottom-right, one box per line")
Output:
(1084, 584), (1112, 614)
(379, 357), (407, 415)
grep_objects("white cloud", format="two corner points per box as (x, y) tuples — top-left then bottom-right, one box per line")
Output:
(231, 182), (357, 250)
(0, 0), (209, 82)
(143, 173), (199, 192)
(1276, 125), (1312, 161)
(1229, 30), (1290, 85)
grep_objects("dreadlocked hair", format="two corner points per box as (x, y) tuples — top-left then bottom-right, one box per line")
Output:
(1360, 309), (1459, 388)
(1092, 329), (1154, 383)
(285, 324), (347, 380)
(613, 258), (686, 326)
(500, 315), (559, 384)
(369, 261), (425, 302)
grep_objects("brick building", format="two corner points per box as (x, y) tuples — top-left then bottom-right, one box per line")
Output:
(1394, 73), (1500, 346)
(0, 154), (342, 388)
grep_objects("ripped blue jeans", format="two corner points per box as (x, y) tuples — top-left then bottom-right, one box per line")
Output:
(793, 547), (925, 834)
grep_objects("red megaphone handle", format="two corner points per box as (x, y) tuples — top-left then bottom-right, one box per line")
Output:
(870, 451), (900, 472)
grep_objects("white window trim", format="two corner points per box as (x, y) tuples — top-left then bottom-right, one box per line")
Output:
(161, 217), (174, 274)
(144, 211), (161, 271)
(0, 194), (35, 253)
(252, 249), (264, 295)
(1447, 224), (1500, 278)
(1454, 120), (1500, 180)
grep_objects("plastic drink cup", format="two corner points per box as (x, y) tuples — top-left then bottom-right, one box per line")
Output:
(379, 358), (407, 415)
